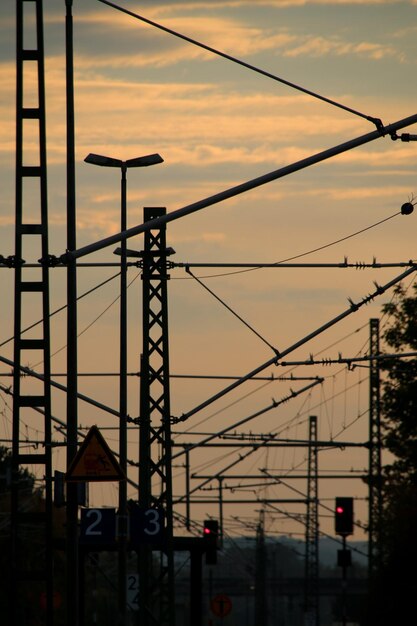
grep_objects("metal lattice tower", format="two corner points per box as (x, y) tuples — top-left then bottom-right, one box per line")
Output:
(138, 206), (175, 626)
(11, 0), (54, 624)
(368, 317), (382, 576)
(304, 415), (319, 626)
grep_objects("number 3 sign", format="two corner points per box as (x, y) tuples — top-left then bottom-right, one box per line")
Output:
(129, 505), (165, 545)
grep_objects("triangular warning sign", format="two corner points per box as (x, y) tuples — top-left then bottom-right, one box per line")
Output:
(66, 425), (126, 482)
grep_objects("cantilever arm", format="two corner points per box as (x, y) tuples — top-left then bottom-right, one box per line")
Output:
(59, 113), (417, 264)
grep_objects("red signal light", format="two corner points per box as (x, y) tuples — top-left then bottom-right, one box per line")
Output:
(203, 520), (219, 537)
(335, 497), (354, 536)
(203, 520), (219, 564)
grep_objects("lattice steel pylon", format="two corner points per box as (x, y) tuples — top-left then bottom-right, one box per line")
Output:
(368, 318), (382, 577)
(11, 1), (54, 625)
(138, 207), (175, 626)
(304, 415), (319, 626)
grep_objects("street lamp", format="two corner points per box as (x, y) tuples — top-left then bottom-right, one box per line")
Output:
(84, 152), (163, 260)
(84, 151), (163, 262)
(84, 151), (163, 626)
(84, 152), (164, 169)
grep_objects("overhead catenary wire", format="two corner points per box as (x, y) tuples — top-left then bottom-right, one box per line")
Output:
(175, 382), (332, 504)
(174, 263), (417, 424)
(3, 2), (412, 548)
(59, 115), (417, 264)
(171, 354), (369, 484)
(278, 350), (417, 369)
(175, 211), (406, 279)
(264, 502), (368, 558)
(97, 0), (384, 130)
(179, 302), (411, 448)
(266, 379), (369, 442)
(0, 222), (403, 354)
(33, 271), (140, 368)
(2, 208), (406, 358)
(0, 271), (122, 349)
(172, 378), (323, 461)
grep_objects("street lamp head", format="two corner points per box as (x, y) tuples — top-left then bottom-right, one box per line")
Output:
(125, 153), (164, 168)
(84, 153), (123, 168)
(84, 152), (164, 169)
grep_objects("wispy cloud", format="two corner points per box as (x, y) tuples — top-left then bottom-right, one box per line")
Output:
(145, 0), (406, 12)
(68, 8), (406, 68)
(71, 12), (296, 67)
(284, 36), (404, 61)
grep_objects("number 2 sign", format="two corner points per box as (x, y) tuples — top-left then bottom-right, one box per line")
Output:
(80, 508), (116, 544)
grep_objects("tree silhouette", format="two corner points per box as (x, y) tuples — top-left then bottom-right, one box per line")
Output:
(368, 283), (417, 625)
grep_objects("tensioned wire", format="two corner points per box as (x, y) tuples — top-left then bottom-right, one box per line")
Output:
(174, 211), (402, 280)
(1, 209), (395, 361)
(98, 0), (384, 131)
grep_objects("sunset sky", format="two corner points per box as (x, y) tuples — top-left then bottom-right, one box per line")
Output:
(1, 0), (417, 544)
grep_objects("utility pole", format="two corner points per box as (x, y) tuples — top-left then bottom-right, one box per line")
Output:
(138, 207), (176, 625)
(65, 1), (80, 625)
(254, 510), (267, 626)
(118, 162), (128, 626)
(11, 1), (54, 624)
(304, 415), (319, 626)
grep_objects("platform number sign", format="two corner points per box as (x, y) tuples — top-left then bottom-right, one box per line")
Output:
(80, 508), (116, 544)
(130, 505), (165, 546)
(127, 574), (139, 611)
(79, 506), (165, 546)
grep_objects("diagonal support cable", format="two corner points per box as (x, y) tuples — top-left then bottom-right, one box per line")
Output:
(186, 266), (278, 354)
(97, 0), (383, 130)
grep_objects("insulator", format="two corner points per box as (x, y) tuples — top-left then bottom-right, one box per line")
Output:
(401, 202), (414, 215)
(347, 297), (358, 310)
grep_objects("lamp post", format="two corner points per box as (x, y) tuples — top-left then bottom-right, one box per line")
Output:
(84, 152), (163, 626)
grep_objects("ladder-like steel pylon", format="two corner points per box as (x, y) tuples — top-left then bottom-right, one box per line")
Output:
(368, 318), (382, 576)
(11, 0), (54, 624)
(304, 415), (319, 626)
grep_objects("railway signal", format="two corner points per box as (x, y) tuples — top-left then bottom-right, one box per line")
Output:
(335, 497), (354, 536)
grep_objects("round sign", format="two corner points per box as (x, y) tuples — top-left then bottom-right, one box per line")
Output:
(210, 593), (232, 618)
(40, 591), (62, 610)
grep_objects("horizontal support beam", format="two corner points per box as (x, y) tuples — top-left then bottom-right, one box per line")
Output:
(175, 441), (367, 449)
(192, 474), (366, 480)
(173, 498), (307, 504)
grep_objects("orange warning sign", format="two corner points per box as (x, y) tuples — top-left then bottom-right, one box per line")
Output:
(65, 425), (126, 482)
